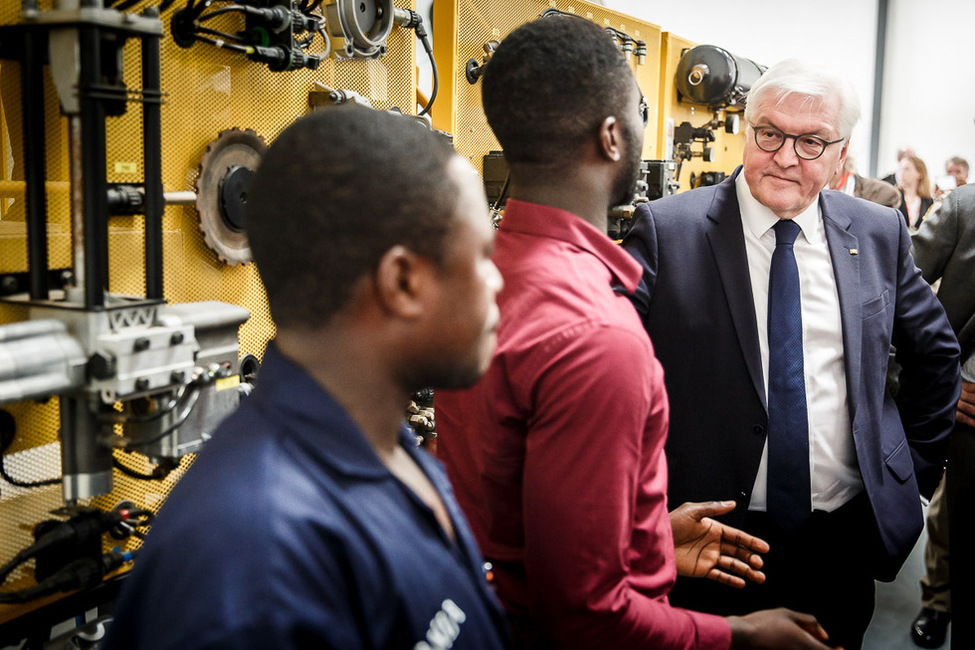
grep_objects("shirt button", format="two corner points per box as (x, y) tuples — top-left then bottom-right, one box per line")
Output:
(752, 424), (765, 435)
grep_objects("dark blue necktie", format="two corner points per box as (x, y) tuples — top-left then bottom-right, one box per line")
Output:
(766, 219), (811, 531)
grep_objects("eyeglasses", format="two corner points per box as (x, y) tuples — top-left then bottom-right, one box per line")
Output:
(639, 95), (649, 127)
(749, 123), (846, 161)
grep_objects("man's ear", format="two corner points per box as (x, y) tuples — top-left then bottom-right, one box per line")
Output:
(837, 140), (851, 175)
(598, 115), (623, 163)
(373, 245), (431, 319)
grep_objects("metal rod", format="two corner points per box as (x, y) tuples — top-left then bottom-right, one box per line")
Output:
(0, 181), (195, 207)
(60, 394), (114, 502)
(22, 29), (50, 301)
(163, 191), (197, 204)
(69, 116), (86, 293)
(79, 23), (107, 309)
(141, 7), (164, 300)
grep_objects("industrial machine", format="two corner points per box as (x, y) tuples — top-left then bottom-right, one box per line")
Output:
(675, 44), (765, 110)
(434, 0), (666, 238)
(667, 42), (765, 186)
(0, 0), (423, 642)
(434, 1), (752, 239)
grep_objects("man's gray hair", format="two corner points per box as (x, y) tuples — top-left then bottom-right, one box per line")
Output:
(948, 156), (969, 173)
(743, 58), (861, 139)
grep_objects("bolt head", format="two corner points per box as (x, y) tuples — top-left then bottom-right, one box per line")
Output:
(88, 353), (117, 380)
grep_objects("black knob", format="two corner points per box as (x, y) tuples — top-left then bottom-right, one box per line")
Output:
(88, 353), (117, 380)
(218, 165), (255, 232)
(0, 275), (18, 294)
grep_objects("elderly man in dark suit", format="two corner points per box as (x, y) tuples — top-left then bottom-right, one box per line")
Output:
(623, 58), (960, 650)
(911, 182), (975, 649)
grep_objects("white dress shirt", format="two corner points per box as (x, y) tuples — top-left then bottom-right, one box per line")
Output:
(736, 174), (864, 513)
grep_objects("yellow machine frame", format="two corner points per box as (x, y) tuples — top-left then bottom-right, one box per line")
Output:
(0, 0), (417, 625)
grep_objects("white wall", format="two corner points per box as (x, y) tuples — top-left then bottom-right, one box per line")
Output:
(606, 0), (880, 175)
(881, 0), (975, 183)
(603, 0), (975, 181)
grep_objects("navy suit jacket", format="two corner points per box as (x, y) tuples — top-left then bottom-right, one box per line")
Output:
(622, 169), (959, 580)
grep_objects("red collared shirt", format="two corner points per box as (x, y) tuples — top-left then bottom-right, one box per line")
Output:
(437, 200), (730, 649)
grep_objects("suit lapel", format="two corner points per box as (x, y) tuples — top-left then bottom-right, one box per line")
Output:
(820, 192), (862, 424)
(706, 171), (767, 410)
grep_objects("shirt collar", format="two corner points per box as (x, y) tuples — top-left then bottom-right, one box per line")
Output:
(736, 172), (823, 244)
(841, 173), (857, 196)
(500, 198), (643, 294)
(250, 344), (413, 479)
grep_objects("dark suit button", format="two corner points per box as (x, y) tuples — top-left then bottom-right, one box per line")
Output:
(752, 425), (765, 435)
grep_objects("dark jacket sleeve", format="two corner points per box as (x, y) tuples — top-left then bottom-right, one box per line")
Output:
(621, 202), (658, 326)
(892, 213), (960, 497)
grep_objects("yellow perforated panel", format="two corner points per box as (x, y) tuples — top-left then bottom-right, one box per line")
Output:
(0, 0), (417, 624)
(430, 2), (745, 194)
(432, 0), (662, 175)
(658, 32), (746, 190)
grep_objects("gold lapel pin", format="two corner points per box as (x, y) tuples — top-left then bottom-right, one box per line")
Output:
(849, 248), (859, 255)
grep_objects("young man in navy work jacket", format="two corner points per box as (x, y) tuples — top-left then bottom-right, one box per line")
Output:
(104, 106), (508, 649)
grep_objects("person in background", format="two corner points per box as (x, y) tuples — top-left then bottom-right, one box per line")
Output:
(922, 156), (969, 234)
(622, 58), (959, 650)
(910, 181), (975, 650)
(881, 145), (916, 186)
(828, 155), (901, 209)
(437, 15), (835, 650)
(946, 156), (969, 187)
(897, 154), (934, 231)
(934, 156), (969, 198)
(103, 106), (509, 649)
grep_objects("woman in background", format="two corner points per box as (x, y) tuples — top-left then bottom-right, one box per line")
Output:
(897, 155), (934, 231)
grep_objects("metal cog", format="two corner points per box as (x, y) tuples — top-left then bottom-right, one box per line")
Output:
(195, 128), (267, 265)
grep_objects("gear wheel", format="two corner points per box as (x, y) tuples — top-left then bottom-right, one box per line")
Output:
(195, 128), (267, 265)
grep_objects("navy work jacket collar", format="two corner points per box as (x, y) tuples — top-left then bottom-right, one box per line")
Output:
(250, 344), (412, 480)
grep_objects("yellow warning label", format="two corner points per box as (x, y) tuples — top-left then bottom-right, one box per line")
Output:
(215, 375), (241, 392)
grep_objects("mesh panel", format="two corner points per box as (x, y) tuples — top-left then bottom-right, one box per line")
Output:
(659, 32), (746, 184)
(445, 0), (663, 174)
(0, 0), (416, 622)
(439, 0), (743, 186)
